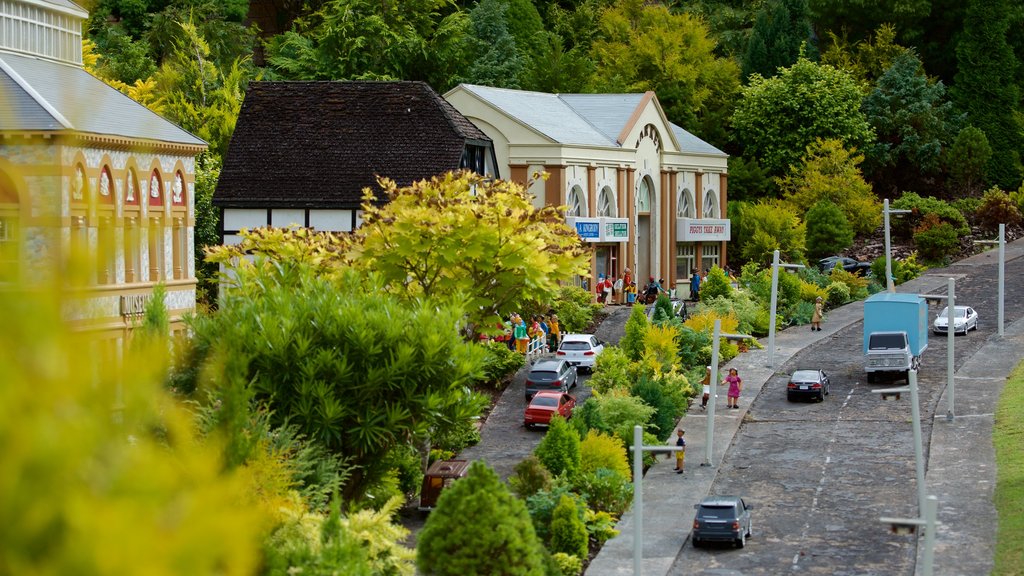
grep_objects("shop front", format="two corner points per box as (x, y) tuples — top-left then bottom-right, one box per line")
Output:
(570, 216), (630, 292)
(676, 217), (730, 284)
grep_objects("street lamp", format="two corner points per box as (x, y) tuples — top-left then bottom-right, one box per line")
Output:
(921, 278), (956, 420)
(703, 318), (753, 468)
(883, 199), (912, 293)
(629, 425), (683, 575)
(880, 494), (939, 576)
(872, 369), (927, 516)
(975, 223), (1006, 336)
(767, 249), (805, 368)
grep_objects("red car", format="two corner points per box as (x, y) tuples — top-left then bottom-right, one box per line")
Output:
(524, 391), (576, 428)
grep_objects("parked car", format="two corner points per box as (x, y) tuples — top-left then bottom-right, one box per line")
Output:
(692, 496), (754, 548)
(933, 305), (979, 335)
(525, 359), (577, 400)
(524, 391), (577, 428)
(818, 256), (872, 276)
(556, 334), (605, 372)
(787, 369), (831, 402)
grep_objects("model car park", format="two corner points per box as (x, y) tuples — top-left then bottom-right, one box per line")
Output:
(933, 305), (979, 335)
(524, 359), (577, 400)
(523, 391), (576, 428)
(786, 369), (830, 402)
(556, 334), (605, 372)
(691, 496), (754, 548)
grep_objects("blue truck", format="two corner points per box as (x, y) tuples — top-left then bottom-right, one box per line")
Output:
(863, 293), (929, 383)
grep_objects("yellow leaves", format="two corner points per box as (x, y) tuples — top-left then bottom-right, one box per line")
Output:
(684, 308), (740, 336)
(641, 324), (681, 373)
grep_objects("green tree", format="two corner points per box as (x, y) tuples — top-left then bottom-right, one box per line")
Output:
(351, 172), (590, 332)
(621, 304), (650, 361)
(726, 156), (775, 202)
(523, 30), (594, 93)
(589, 0), (741, 147)
(180, 250), (487, 501)
(818, 24), (911, 85)
(465, 0), (525, 88)
(549, 494), (588, 559)
(736, 200), (806, 265)
(948, 126), (993, 196)
(535, 415), (582, 478)
(804, 199), (854, 259)
(699, 265), (733, 301)
(777, 138), (881, 236)
(732, 56), (875, 176)
(861, 51), (961, 195)
(418, 461), (546, 575)
(193, 153), (221, 307)
(952, 0), (1024, 189)
(975, 186), (1024, 231)
(742, 0), (817, 81)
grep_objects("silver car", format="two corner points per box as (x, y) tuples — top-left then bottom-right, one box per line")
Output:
(556, 334), (605, 373)
(933, 306), (979, 335)
(692, 496), (754, 548)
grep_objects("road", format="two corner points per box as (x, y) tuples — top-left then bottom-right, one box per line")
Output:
(668, 253), (1023, 574)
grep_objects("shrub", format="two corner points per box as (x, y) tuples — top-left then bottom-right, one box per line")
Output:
(975, 186), (1023, 232)
(525, 480), (577, 543)
(951, 197), (984, 225)
(579, 430), (630, 478)
(642, 324), (682, 372)
(631, 377), (678, 439)
(798, 279), (828, 303)
(1011, 185), (1024, 215)
(480, 340), (525, 385)
(535, 416), (582, 479)
(418, 461), (546, 575)
(551, 552), (583, 576)
(870, 253), (926, 286)
(587, 346), (633, 394)
(892, 192), (971, 236)
(684, 309), (741, 364)
(805, 199), (854, 259)
(652, 293), (674, 323)
(547, 285), (603, 334)
(787, 299), (817, 326)
(913, 213), (960, 264)
(621, 304), (650, 361)
(549, 495), (589, 559)
(509, 455), (552, 500)
(700, 291), (767, 337)
(583, 509), (619, 545)
(825, 281), (850, 307)
(431, 401), (484, 454)
(574, 468), (634, 516)
(736, 199), (807, 265)
(676, 326), (713, 370)
(828, 267), (869, 301)
(592, 392), (656, 442)
(700, 266), (733, 301)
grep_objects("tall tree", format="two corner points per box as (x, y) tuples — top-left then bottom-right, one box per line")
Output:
(952, 0), (1024, 189)
(861, 51), (961, 195)
(464, 0), (525, 88)
(731, 56), (874, 176)
(948, 126), (993, 195)
(742, 0), (817, 81)
(589, 0), (741, 147)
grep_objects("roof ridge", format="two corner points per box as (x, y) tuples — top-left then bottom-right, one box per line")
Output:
(0, 54), (71, 129)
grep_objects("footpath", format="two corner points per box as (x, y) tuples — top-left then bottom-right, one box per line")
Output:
(585, 239), (1024, 576)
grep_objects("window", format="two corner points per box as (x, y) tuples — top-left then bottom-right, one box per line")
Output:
(703, 189), (719, 218)
(597, 187), (616, 217)
(637, 178), (652, 214)
(677, 188), (694, 218)
(567, 186), (584, 217)
(676, 244), (696, 281)
(701, 243), (720, 270)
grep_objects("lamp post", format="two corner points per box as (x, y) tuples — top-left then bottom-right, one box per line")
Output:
(767, 249), (805, 368)
(976, 223), (1006, 336)
(703, 319), (752, 468)
(880, 494), (939, 576)
(922, 279), (956, 420)
(629, 425), (683, 575)
(883, 199), (912, 292)
(872, 369), (927, 516)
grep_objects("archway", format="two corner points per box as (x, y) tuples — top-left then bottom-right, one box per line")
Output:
(636, 176), (654, 284)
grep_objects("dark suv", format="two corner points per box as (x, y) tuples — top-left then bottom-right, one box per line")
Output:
(692, 496), (753, 548)
(525, 359), (577, 400)
(818, 256), (872, 276)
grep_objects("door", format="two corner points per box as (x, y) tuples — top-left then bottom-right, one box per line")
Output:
(638, 215), (651, 284)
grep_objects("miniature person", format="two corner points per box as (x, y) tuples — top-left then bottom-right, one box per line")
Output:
(623, 267), (633, 298)
(596, 274), (607, 303)
(690, 268), (701, 301)
(674, 429), (686, 474)
(548, 314), (561, 349)
(812, 296), (824, 332)
(626, 281), (637, 304)
(613, 275), (624, 304)
(700, 366), (712, 410)
(724, 368), (742, 409)
(513, 314), (529, 354)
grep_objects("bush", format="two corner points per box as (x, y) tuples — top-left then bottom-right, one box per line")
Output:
(587, 346), (633, 394)
(700, 291), (768, 337)
(509, 455), (552, 500)
(592, 392), (656, 442)
(652, 293), (674, 323)
(631, 377), (678, 439)
(975, 186), (1023, 232)
(805, 199), (854, 259)
(700, 266), (733, 301)
(825, 281), (850, 307)
(798, 279), (828, 303)
(683, 309), (741, 364)
(870, 253), (926, 287)
(549, 286), (603, 334)
(535, 416), (582, 479)
(892, 192), (971, 236)
(583, 509), (619, 545)
(828, 267), (869, 301)
(642, 324), (681, 373)
(787, 299), (817, 326)
(621, 304), (650, 361)
(551, 552), (583, 576)
(676, 326), (713, 370)
(736, 200), (807, 265)
(480, 340), (525, 385)
(913, 213), (960, 264)
(525, 481), (577, 544)
(549, 495), (589, 559)
(574, 468), (634, 516)
(951, 197), (984, 225)
(579, 430), (630, 478)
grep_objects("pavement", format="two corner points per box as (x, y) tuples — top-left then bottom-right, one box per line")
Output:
(585, 239), (1024, 576)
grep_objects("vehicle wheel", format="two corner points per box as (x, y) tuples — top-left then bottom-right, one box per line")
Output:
(747, 520), (753, 538)
(787, 393), (795, 402)
(736, 531), (746, 548)
(867, 372), (876, 384)
(692, 537), (701, 548)
(818, 392), (825, 402)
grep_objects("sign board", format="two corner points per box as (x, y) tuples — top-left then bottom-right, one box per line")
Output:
(568, 217), (601, 242)
(677, 218), (731, 242)
(602, 218), (629, 242)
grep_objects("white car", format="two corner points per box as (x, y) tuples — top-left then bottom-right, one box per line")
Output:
(933, 306), (979, 335)
(556, 334), (605, 373)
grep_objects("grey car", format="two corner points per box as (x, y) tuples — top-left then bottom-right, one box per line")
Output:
(525, 359), (578, 400)
(692, 496), (753, 548)
(787, 369), (831, 402)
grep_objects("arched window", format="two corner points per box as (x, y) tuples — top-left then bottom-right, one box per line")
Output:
(0, 169), (19, 279)
(171, 171), (187, 280)
(148, 171), (164, 281)
(597, 187), (616, 217)
(567, 186), (585, 217)
(703, 189), (719, 218)
(637, 177), (652, 214)
(677, 188), (694, 218)
(124, 168), (140, 283)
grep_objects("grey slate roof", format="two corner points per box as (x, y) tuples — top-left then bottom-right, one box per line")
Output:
(214, 81), (493, 209)
(458, 84), (726, 156)
(0, 51), (206, 146)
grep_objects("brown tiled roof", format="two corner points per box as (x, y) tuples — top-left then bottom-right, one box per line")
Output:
(214, 81), (491, 209)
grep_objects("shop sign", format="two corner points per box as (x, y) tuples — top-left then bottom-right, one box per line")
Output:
(120, 293), (152, 317)
(568, 217), (602, 242)
(602, 218), (629, 242)
(677, 218), (731, 242)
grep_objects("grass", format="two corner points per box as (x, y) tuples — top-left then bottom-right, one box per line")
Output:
(994, 360), (1024, 575)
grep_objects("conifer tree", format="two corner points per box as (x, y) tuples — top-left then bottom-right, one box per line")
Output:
(742, 0), (816, 81)
(534, 415), (582, 479)
(549, 494), (588, 559)
(621, 304), (650, 362)
(805, 199), (854, 259)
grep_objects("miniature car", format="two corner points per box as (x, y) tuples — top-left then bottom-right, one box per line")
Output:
(692, 496), (754, 548)
(933, 305), (978, 335)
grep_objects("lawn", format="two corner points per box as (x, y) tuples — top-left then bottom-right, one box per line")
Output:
(994, 360), (1024, 575)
